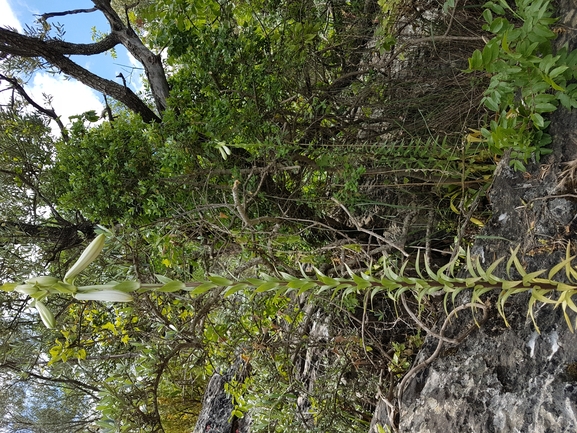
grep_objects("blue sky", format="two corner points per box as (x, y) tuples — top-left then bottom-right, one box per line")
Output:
(0, 0), (147, 127)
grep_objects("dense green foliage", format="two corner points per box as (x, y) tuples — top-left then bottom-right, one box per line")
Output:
(1, 0), (577, 432)
(467, 0), (577, 170)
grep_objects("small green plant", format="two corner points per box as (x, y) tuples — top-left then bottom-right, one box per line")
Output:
(4, 229), (577, 334)
(467, 0), (577, 170)
(4, 228), (577, 431)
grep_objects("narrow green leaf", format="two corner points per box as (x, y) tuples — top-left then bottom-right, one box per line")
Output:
(188, 282), (217, 296)
(482, 8), (493, 25)
(415, 250), (425, 279)
(318, 275), (339, 286)
(370, 286), (384, 302)
(52, 282), (77, 294)
(424, 255), (439, 281)
(469, 50), (483, 70)
(509, 246), (527, 277)
(255, 281), (279, 293)
(502, 280), (522, 290)
(485, 256), (505, 284)
(208, 275), (234, 286)
(549, 65), (569, 79)
(156, 281), (186, 292)
(534, 102), (557, 113)
(1, 282), (20, 292)
(246, 278), (265, 287)
(297, 281), (318, 295)
(466, 248), (479, 279)
(475, 256), (487, 280)
(562, 307), (574, 332)
(530, 288), (555, 305)
(286, 279), (306, 289)
(507, 245), (520, 278)
(223, 283), (249, 297)
(155, 274), (174, 284)
(548, 255), (575, 280)
(279, 272), (298, 281)
(562, 292), (577, 313)
(113, 281), (141, 292)
(522, 269), (546, 285)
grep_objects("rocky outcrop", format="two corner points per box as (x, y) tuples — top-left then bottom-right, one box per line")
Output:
(400, 297), (577, 432)
(393, 3), (577, 430)
(192, 361), (251, 433)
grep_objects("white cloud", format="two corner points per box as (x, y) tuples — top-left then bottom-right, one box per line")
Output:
(0, 2), (105, 135)
(0, 0), (22, 32)
(123, 51), (145, 94)
(28, 73), (103, 129)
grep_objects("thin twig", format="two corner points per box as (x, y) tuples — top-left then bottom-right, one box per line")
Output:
(425, 208), (435, 268)
(331, 198), (409, 257)
(396, 301), (489, 407)
(400, 293), (460, 344)
(443, 0), (459, 37)
(38, 8), (98, 21)
(0, 74), (68, 140)
(232, 180), (280, 226)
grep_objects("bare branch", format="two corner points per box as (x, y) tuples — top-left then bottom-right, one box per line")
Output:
(0, 73), (68, 140)
(38, 7), (98, 21)
(92, 0), (169, 113)
(0, 28), (160, 122)
(44, 33), (119, 55)
(331, 197), (409, 257)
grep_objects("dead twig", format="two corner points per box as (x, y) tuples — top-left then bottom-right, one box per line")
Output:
(331, 197), (409, 257)
(395, 300), (490, 422)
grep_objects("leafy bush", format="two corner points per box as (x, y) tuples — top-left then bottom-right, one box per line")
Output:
(55, 114), (160, 223)
(468, 0), (577, 169)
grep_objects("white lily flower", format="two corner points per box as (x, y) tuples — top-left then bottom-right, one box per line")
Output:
(33, 300), (56, 329)
(74, 289), (133, 302)
(64, 234), (106, 283)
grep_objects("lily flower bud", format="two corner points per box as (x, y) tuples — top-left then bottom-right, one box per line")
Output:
(64, 234), (106, 284)
(33, 300), (56, 329)
(75, 289), (133, 302)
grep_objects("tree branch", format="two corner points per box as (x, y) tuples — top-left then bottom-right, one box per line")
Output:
(92, 0), (170, 113)
(0, 167), (66, 223)
(45, 33), (120, 55)
(38, 7), (98, 21)
(1, 361), (100, 395)
(0, 73), (68, 140)
(0, 28), (160, 122)
(0, 28), (119, 56)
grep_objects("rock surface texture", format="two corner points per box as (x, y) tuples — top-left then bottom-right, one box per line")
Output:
(192, 360), (251, 433)
(398, 3), (577, 431)
(400, 302), (577, 432)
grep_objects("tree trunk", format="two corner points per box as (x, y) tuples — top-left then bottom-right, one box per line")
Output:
(0, 0), (171, 122)
(92, 0), (170, 113)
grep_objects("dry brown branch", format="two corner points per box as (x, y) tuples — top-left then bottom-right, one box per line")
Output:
(38, 7), (98, 20)
(331, 197), (409, 257)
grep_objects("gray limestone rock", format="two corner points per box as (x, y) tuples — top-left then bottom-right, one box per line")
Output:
(392, 3), (577, 428)
(192, 360), (251, 433)
(399, 300), (577, 433)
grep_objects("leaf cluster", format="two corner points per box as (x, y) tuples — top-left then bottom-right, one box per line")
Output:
(467, 0), (577, 170)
